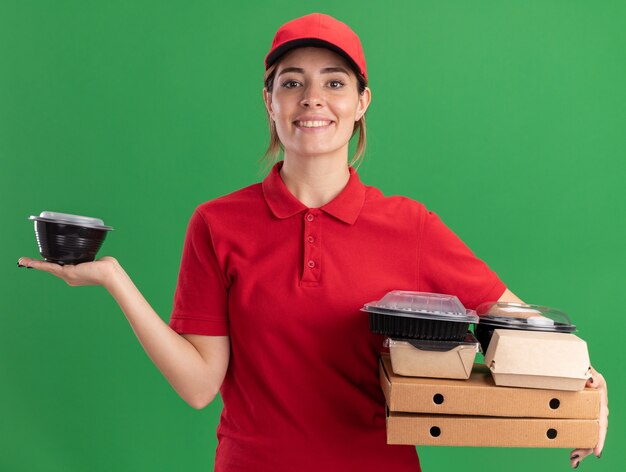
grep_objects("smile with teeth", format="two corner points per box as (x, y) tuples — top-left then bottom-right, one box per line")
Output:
(295, 120), (333, 128)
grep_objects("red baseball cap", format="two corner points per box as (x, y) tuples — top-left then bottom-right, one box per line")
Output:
(265, 13), (368, 82)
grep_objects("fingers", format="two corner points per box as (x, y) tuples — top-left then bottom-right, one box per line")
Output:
(17, 257), (62, 274)
(584, 368), (609, 459)
(590, 369), (608, 395)
(569, 448), (594, 468)
(17, 257), (32, 268)
(18, 257), (37, 268)
(595, 389), (609, 457)
(594, 426), (606, 458)
(588, 367), (605, 386)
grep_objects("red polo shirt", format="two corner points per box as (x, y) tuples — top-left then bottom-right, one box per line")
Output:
(169, 161), (506, 472)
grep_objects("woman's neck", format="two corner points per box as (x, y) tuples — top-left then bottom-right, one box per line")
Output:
(279, 157), (351, 209)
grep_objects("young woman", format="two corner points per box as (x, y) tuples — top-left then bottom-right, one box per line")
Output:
(18, 12), (607, 472)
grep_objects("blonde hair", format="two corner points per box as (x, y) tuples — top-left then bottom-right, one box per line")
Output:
(259, 58), (368, 173)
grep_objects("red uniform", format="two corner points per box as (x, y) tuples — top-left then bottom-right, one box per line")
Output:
(169, 161), (506, 471)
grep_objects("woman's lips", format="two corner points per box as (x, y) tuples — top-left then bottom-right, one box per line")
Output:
(293, 120), (334, 132)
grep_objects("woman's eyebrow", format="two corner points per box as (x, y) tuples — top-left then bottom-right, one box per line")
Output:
(277, 66), (350, 77)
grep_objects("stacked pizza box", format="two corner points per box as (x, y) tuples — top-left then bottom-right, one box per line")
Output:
(363, 292), (600, 448)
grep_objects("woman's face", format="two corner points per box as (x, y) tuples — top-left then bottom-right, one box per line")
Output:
(263, 47), (371, 162)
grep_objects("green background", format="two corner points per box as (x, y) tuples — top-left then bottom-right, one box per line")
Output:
(2, 1), (624, 470)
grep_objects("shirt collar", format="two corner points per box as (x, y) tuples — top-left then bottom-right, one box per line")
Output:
(262, 161), (366, 225)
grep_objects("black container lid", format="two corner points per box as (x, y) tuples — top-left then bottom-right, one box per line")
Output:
(29, 211), (114, 231)
(475, 301), (576, 332)
(386, 332), (481, 352)
(362, 290), (478, 324)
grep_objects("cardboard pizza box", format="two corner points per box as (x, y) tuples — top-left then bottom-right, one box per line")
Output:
(386, 410), (599, 448)
(379, 354), (599, 419)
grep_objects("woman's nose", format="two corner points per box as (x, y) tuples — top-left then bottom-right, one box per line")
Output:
(300, 85), (324, 107)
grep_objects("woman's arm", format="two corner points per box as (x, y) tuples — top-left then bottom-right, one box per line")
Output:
(104, 259), (230, 409)
(497, 287), (525, 304)
(18, 256), (230, 410)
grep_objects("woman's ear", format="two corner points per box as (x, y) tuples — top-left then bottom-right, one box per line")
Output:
(356, 86), (371, 121)
(263, 88), (274, 120)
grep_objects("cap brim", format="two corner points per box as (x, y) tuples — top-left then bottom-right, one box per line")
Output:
(266, 38), (363, 79)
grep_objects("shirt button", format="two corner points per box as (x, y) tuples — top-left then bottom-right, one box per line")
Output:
(307, 260), (315, 268)
(307, 236), (315, 243)
(306, 214), (314, 222)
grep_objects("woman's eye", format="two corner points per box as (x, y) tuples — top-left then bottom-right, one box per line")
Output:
(329, 80), (345, 89)
(281, 80), (300, 89)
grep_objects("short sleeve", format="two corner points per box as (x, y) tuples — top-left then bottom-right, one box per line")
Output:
(418, 210), (506, 310)
(168, 208), (229, 336)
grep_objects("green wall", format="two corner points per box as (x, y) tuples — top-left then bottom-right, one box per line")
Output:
(2, 1), (624, 470)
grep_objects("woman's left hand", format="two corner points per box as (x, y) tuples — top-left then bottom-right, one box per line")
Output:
(569, 366), (608, 468)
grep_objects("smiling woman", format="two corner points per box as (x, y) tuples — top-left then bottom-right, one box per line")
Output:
(262, 42), (369, 169)
(262, 47), (370, 172)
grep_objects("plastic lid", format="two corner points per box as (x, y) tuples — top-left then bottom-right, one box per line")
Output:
(28, 211), (114, 231)
(475, 301), (575, 332)
(362, 290), (479, 323)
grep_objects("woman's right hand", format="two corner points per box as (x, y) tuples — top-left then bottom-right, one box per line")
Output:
(17, 256), (119, 288)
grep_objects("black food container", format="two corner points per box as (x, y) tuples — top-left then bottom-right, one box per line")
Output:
(362, 291), (478, 341)
(475, 301), (576, 353)
(28, 211), (114, 265)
